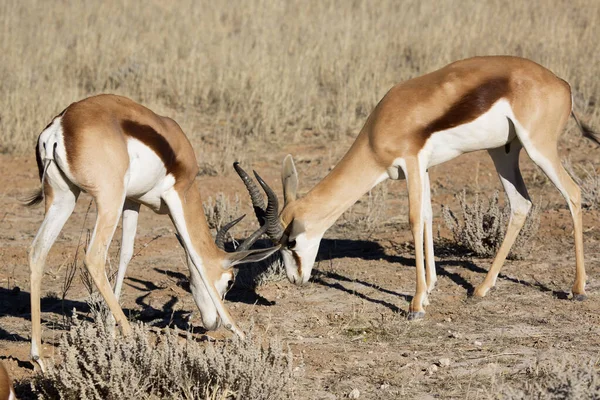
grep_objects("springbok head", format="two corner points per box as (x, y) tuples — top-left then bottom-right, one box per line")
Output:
(234, 156), (320, 285)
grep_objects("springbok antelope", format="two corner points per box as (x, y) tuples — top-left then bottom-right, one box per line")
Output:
(0, 362), (15, 400)
(25, 94), (279, 371)
(235, 56), (599, 320)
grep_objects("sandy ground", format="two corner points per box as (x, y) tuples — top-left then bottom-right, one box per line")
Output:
(1, 129), (599, 399)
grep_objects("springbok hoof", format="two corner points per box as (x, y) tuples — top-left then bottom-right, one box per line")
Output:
(472, 285), (490, 298)
(571, 293), (587, 302)
(408, 311), (425, 321)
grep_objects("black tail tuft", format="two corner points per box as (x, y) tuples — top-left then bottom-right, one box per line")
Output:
(572, 111), (600, 146)
(581, 121), (600, 146)
(21, 188), (44, 207)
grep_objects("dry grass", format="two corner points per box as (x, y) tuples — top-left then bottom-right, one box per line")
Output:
(203, 193), (241, 231)
(565, 161), (600, 209)
(442, 190), (540, 260)
(31, 307), (294, 400)
(494, 356), (600, 399)
(338, 183), (389, 232)
(2, 0), (599, 169)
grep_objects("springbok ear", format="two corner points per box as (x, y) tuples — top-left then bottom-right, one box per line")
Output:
(282, 154), (298, 205)
(223, 245), (281, 269)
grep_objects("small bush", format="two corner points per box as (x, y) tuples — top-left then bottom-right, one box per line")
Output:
(203, 193), (241, 231)
(31, 312), (294, 399)
(496, 357), (600, 399)
(234, 251), (286, 290)
(442, 190), (539, 260)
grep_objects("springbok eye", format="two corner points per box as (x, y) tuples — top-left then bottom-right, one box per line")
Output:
(287, 239), (297, 249)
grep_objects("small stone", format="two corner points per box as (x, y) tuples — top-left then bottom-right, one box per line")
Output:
(449, 331), (463, 339)
(474, 340), (482, 346)
(348, 388), (360, 399)
(445, 317), (452, 322)
(427, 364), (438, 375)
(380, 383), (390, 390)
(438, 358), (451, 367)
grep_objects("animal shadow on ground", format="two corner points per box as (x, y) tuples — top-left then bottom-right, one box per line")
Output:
(0, 287), (96, 341)
(308, 238), (566, 314)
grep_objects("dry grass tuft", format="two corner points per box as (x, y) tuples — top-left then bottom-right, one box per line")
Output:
(338, 183), (389, 232)
(31, 309), (294, 400)
(442, 190), (540, 260)
(565, 161), (600, 209)
(203, 193), (241, 231)
(234, 251), (286, 290)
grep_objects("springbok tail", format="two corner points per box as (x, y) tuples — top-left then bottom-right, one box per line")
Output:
(22, 137), (53, 207)
(571, 111), (600, 146)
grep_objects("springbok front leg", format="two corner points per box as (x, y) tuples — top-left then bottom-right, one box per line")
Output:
(162, 185), (245, 338)
(406, 159), (428, 320)
(474, 140), (531, 297)
(29, 183), (79, 371)
(84, 186), (132, 336)
(113, 199), (141, 300)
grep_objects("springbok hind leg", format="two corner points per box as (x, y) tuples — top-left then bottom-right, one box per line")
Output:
(423, 171), (437, 299)
(474, 141), (532, 297)
(29, 185), (79, 371)
(521, 139), (586, 299)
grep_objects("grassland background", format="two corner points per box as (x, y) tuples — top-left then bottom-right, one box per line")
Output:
(1, 0), (599, 172)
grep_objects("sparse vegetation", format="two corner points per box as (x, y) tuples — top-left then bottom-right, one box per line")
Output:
(565, 161), (600, 209)
(235, 253), (287, 290)
(2, 0), (600, 398)
(203, 193), (241, 231)
(2, 0), (598, 166)
(495, 356), (600, 399)
(442, 190), (540, 260)
(31, 309), (294, 400)
(339, 184), (389, 232)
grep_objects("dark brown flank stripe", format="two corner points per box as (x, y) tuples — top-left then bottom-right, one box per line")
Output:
(423, 77), (510, 136)
(121, 120), (186, 180)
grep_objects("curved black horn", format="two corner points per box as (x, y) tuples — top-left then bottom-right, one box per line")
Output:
(215, 215), (245, 250)
(253, 170), (284, 241)
(234, 162), (266, 225)
(235, 224), (269, 252)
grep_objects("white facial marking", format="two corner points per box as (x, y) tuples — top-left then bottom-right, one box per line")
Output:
(282, 232), (322, 285)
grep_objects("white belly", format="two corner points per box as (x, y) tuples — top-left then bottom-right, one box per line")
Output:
(125, 138), (175, 212)
(421, 99), (517, 168)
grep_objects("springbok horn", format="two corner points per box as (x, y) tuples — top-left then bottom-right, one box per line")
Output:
(253, 171), (284, 241)
(215, 215), (269, 253)
(235, 223), (269, 252)
(234, 162), (266, 226)
(215, 215), (245, 250)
